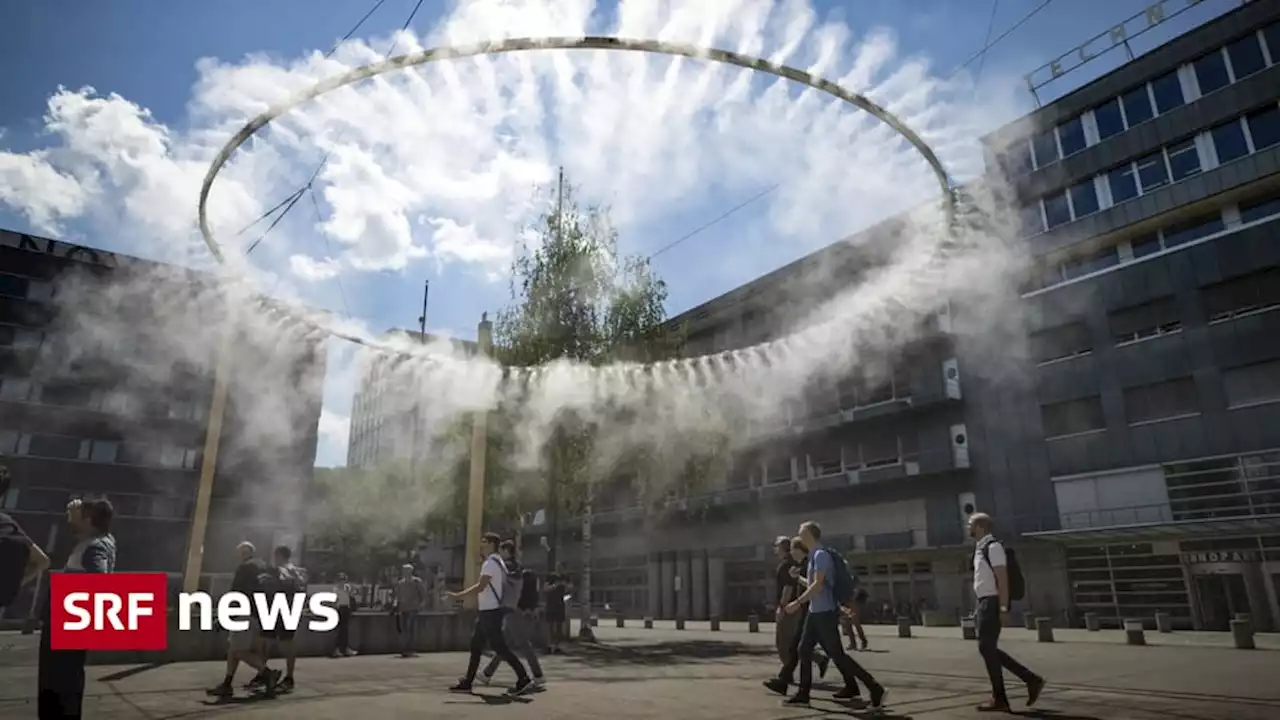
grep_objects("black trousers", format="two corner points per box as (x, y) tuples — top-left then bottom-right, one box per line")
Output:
(335, 606), (353, 651)
(777, 608), (827, 683)
(38, 624), (86, 720)
(976, 596), (1038, 703)
(463, 609), (528, 685)
(781, 610), (880, 697)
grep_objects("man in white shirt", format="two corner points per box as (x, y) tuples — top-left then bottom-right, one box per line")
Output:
(969, 513), (1044, 712)
(444, 532), (532, 696)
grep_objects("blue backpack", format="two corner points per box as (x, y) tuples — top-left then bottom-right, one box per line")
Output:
(819, 548), (858, 606)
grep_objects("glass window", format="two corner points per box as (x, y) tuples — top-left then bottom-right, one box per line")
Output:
(1032, 130), (1059, 168)
(0, 430), (16, 455)
(1058, 117), (1087, 157)
(1001, 141), (1034, 177)
(1044, 192), (1072, 229)
(1227, 33), (1266, 81)
(0, 274), (26, 299)
(1041, 396), (1106, 437)
(1247, 105), (1280, 152)
(1162, 212), (1224, 248)
(1132, 232), (1161, 258)
(26, 281), (53, 302)
(27, 434), (82, 460)
(1064, 246), (1119, 279)
(1265, 22), (1280, 65)
(1122, 85), (1154, 126)
(90, 440), (119, 463)
(1150, 72), (1185, 114)
(1194, 50), (1231, 95)
(1095, 98), (1126, 140)
(1020, 201), (1045, 236)
(1109, 164), (1140, 204)
(1239, 192), (1280, 224)
(1070, 180), (1099, 218)
(1212, 119), (1250, 163)
(1136, 152), (1169, 193)
(1222, 360), (1280, 408)
(0, 378), (31, 401)
(1166, 138), (1201, 181)
(1124, 377), (1199, 424)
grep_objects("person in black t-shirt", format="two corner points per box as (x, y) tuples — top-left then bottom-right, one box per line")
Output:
(770, 537), (827, 676)
(206, 542), (281, 698)
(543, 572), (568, 654)
(0, 465), (50, 613)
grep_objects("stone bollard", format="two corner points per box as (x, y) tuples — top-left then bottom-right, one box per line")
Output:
(748, 614), (760, 633)
(643, 617), (654, 629)
(1036, 617), (1054, 643)
(1155, 612), (1172, 634)
(1085, 613), (1100, 631)
(675, 618), (686, 630)
(1231, 618), (1255, 650)
(896, 616), (912, 639)
(590, 615), (599, 628)
(1235, 613), (1251, 623)
(1124, 618), (1146, 646)
(961, 615), (976, 640)
(616, 614), (626, 628)
(1023, 612), (1037, 630)
(710, 617), (721, 631)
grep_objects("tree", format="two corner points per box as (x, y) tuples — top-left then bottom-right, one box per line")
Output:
(492, 169), (680, 640)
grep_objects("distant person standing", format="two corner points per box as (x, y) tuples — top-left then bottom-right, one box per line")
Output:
(543, 572), (568, 654)
(0, 465), (49, 616)
(968, 513), (1044, 712)
(331, 572), (357, 657)
(393, 564), (427, 657)
(39, 498), (116, 720)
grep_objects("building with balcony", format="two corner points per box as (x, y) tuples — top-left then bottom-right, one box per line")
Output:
(984, 1), (1280, 631)
(0, 229), (325, 614)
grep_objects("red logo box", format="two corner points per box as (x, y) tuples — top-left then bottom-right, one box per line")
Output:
(49, 573), (169, 651)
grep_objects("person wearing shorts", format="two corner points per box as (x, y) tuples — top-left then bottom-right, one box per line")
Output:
(207, 542), (280, 698)
(247, 546), (304, 693)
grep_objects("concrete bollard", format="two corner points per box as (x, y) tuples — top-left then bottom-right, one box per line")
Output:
(1235, 613), (1250, 623)
(1124, 619), (1146, 646)
(1231, 618), (1255, 650)
(1023, 612), (1037, 630)
(961, 616), (976, 640)
(896, 616), (912, 639)
(1155, 612), (1172, 634)
(590, 615), (599, 628)
(1036, 617), (1054, 643)
(1084, 613), (1100, 631)
(616, 614), (626, 628)
(748, 614), (760, 633)
(675, 618), (686, 630)
(710, 617), (721, 631)
(643, 617), (654, 629)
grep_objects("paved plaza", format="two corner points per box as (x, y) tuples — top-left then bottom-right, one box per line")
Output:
(1, 622), (1277, 719)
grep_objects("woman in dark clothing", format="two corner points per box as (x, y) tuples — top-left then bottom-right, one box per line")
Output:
(40, 497), (116, 720)
(543, 573), (568, 654)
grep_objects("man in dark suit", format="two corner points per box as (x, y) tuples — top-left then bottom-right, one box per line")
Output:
(0, 464), (50, 615)
(39, 496), (116, 720)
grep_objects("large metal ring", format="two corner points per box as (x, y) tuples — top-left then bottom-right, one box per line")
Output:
(197, 36), (956, 358)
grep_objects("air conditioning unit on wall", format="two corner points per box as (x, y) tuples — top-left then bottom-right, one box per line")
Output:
(942, 358), (962, 400)
(951, 423), (971, 469)
(958, 491), (977, 529)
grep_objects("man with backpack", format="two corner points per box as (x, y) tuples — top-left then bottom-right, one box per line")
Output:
(478, 540), (545, 688)
(776, 521), (886, 709)
(246, 546), (306, 693)
(968, 512), (1045, 712)
(445, 532), (533, 696)
(206, 542), (280, 698)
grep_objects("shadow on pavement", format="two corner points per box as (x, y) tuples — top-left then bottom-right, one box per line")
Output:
(1015, 710), (1101, 720)
(98, 662), (169, 682)
(559, 639), (775, 667)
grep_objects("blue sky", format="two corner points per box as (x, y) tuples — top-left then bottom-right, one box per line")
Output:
(0, 0), (1239, 466)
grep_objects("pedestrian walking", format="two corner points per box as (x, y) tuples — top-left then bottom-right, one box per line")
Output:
(968, 512), (1045, 712)
(843, 587), (869, 651)
(772, 522), (886, 709)
(764, 535), (828, 693)
(478, 540), (545, 688)
(445, 532), (533, 696)
(206, 542), (281, 698)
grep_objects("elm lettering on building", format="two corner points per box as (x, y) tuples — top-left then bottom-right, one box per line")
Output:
(1183, 550), (1258, 564)
(1025, 0), (1209, 97)
(0, 229), (119, 268)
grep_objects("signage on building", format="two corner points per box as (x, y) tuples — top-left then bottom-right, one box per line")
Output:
(0, 230), (120, 268)
(1025, 0), (1214, 97)
(1182, 550), (1257, 564)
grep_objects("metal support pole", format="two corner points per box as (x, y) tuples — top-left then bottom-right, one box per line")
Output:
(462, 314), (493, 606)
(182, 321), (234, 594)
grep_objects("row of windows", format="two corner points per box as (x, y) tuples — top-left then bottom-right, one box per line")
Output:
(0, 430), (201, 470)
(0, 375), (207, 421)
(2, 486), (194, 520)
(1022, 101), (1280, 236)
(1025, 185), (1280, 295)
(738, 434), (922, 486)
(999, 21), (1280, 176)
(0, 323), (43, 349)
(1032, 264), (1280, 365)
(1040, 357), (1280, 439)
(0, 272), (54, 303)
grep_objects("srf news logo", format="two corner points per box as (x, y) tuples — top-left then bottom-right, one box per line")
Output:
(50, 573), (339, 651)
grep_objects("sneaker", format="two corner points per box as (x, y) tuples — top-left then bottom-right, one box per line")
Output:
(977, 697), (1010, 712)
(762, 678), (788, 696)
(478, 674), (493, 687)
(1026, 677), (1045, 707)
(244, 672), (266, 689)
(261, 669), (281, 697)
(278, 676), (295, 693)
(343, 648), (358, 657)
(330, 650), (342, 658)
(507, 678), (535, 696)
(870, 685), (888, 709)
(531, 677), (546, 689)
(783, 694), (810, 706)
(834, 686), (861, 700)
(206, 682), (233, 698)
(817, 655), (830, 679)
(449, 680), (473, 693)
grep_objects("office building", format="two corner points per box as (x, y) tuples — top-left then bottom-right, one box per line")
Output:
(535, 2), (1280, 630)
(0, 229), (325, 614)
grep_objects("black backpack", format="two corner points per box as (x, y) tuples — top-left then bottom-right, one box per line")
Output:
(980, 540), (1026, 602)
(818, 548), (857, 606)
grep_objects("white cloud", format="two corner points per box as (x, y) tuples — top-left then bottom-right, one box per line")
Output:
(289, 254), (342, 281)
(316, 409), (352, 467)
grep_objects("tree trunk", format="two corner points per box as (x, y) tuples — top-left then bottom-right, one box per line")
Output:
(577, 480), (595, 641)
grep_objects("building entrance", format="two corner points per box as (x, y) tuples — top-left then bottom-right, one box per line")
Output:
(1193, 572), (1251, 631)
